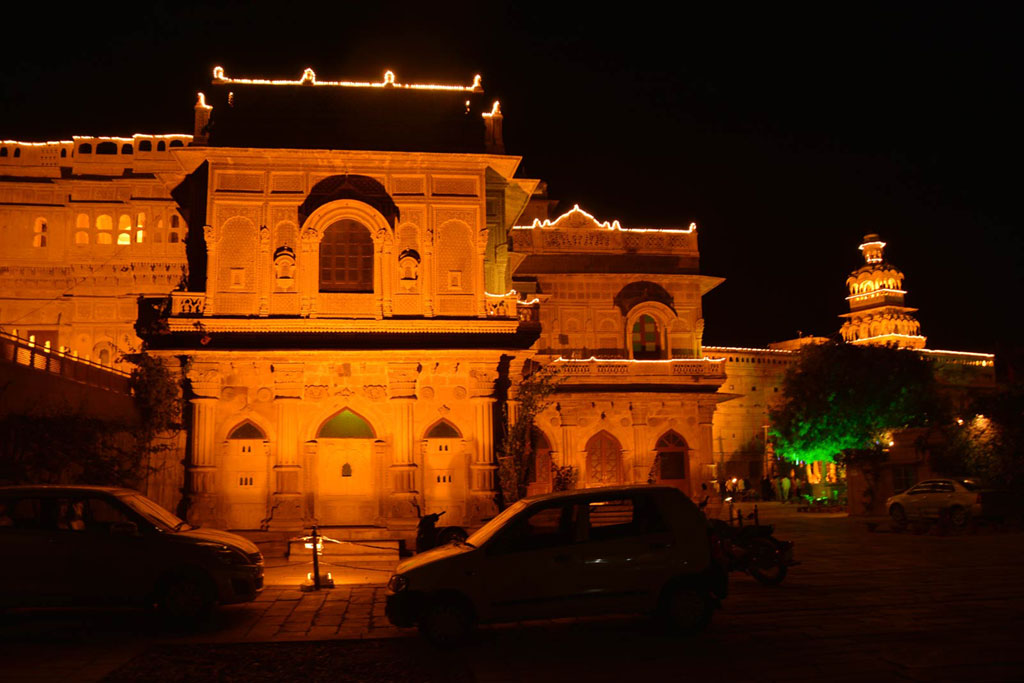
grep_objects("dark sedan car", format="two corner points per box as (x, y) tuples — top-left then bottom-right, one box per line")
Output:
(0, 485), (263, 620)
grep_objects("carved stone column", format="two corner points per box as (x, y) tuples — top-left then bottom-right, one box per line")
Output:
(268, 395), (303, 530)
(630, 404), (650, 483)
(468, 365), (499, 520)
(203, 224), (217, 316)
(187, 396), (219, 526)
(697, 402), (717, 499)
(299, 226), (319, 317)
(257, 224), (271, 317)
(386, 363), (420, 523)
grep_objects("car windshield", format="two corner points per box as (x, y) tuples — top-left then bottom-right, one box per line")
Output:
(466, 499), (529, 547)
(118, 493), (191, 532)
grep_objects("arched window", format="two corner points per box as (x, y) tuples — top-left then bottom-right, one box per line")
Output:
(157, 141), (166, 151)
(586, 431), (622, 486)
(425, 420), (461, 439)
(0, 147), (7, 157)
(96, 141), (117, 155)
(319, 219), (374, 292)
(228, 421), (266, 439)
(317, 408), (375, 438)
(137, 140), (152, 152)
(78, 143), (92, 154)
(76, 214), (89, 229)
(631, 314), (663, 360)
(169, 140), (184, 148)
(654, 431), (689, 480)
(121, 144), (133, 155)
(60, 149), (67, 158)
(75, 231), (89, 245)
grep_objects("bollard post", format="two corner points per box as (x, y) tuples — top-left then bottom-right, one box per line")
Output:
(311, 525), (321, 591)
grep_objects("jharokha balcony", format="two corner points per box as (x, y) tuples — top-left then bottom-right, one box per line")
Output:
(549, 356), (726, 393)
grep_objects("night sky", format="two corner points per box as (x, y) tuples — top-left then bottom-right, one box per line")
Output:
(1, 3), (1019, 353)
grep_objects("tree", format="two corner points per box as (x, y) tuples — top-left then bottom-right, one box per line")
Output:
(932, 386), (1024, 494)
(497, 363), (562, 507)
(769, 341), (946, 464)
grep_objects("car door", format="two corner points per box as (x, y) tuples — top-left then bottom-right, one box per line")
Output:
(0, 495), (71, 606)
(903, 481), (934, 518)
(63, 494), (158, 604)
(572, 493), (675, 615)
(479, 500), (585, 622)
(928, 481), (956, 517)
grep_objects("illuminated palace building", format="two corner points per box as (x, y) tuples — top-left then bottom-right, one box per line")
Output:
(0, 68), (994, 529)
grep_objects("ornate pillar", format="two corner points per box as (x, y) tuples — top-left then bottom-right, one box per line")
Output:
(630, 403), (649, 484)
(299, 226), (319, 317)
(422, 225), (435, 317)
(386, 363), (420, 523)
(697, 402), (717, 498)
(469, 365), (499, 520)
(257, 224), (271, 316)
(268, 395), (303, 530)
(202, 225), (217, 315)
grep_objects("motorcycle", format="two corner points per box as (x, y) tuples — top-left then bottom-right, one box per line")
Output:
(415, 510), (469, 554)
(706, 504), (797, 585)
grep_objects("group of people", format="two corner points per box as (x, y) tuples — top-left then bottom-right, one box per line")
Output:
(710, 474), (806, 503)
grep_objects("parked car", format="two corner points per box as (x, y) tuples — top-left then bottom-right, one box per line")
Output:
(386, 485), (727, 645)
(886, 478), (983, 528)
(0, 485), (263, 620)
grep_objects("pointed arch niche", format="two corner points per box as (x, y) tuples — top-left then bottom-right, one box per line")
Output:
(654, 430), (689, 481)
(585, 430), (623, 486)
(424, 419), (462, 439)
(228, 420), (266, 440)
(317, 408), (376, 439)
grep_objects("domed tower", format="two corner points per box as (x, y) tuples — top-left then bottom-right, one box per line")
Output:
(839, 234), (926, 349)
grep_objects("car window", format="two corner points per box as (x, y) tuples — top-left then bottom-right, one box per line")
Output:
(586, 495), (667, 541)
(0, 496), (49, 530)
(959, 480), (981, 491)
(933, 481), (955, 493)
(55, 497), (88, 532)
(490, 502), (579, 554)
(80, 496), (136, 532)
(907, 483), (932, 495)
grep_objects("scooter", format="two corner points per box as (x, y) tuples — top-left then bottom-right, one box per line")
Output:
(415, 510), (469, 554)
(707, 504), (797, 585)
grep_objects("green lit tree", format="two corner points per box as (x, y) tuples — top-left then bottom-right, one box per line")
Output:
(769, 341), (946, 464)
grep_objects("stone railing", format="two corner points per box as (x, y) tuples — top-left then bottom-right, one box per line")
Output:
(550, 357), (726, 384)
(484, 291), (519, 318)
(171, 291), (206, 316)
(0, 330), (130, 394)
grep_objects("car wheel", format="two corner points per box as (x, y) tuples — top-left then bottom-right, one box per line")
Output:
(889, 504), (907, 529)
(949, 505), (969, 528)
(158, 575), (214, 625)
(748, 539), (788, 586)
(660, 585), (712, 633)
(418, 596), (474, 648)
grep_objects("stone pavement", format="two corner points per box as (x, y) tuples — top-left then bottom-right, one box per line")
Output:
(3, 502), (1024, 682)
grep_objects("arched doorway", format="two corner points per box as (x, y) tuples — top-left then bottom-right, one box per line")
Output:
(653, 431), (689, 491)
(223, 420), (268, 530)
(315, 408), (378, 525)
(526, 429), (553, 497)
(422, 419), (465, 520)
(586, 431), (623, 486)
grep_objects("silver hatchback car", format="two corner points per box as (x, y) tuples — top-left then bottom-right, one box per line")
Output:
(386, 485), (726, 645)
(886, 478), (983, 528)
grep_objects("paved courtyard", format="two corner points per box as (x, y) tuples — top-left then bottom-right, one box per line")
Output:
(3, 503), (1023, 681)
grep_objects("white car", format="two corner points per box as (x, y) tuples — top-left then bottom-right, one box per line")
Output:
(386, 485), (726, 645)
(886, 478), (983, 528)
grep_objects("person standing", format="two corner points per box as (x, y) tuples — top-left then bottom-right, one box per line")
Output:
(781, 475), (791, 502)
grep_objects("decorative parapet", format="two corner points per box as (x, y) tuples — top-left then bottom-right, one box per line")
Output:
(511, 205), (697, 255)
(550, 356), (726, 386)
(171, 292), (206, 316)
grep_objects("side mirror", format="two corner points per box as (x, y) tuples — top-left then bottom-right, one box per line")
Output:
(110, 521), (138, 536)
